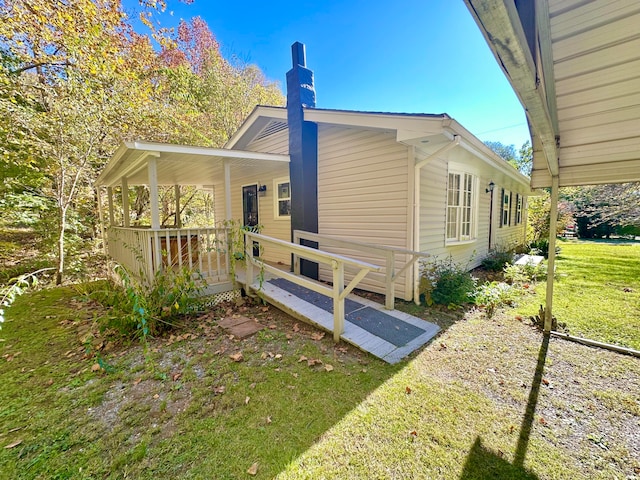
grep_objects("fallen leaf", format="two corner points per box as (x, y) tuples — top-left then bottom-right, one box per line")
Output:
(153, 394), (160, 399)
(324, 364), (334, 372)
(266, 416), (272, 424)
(438, 342), (447, 350)
(286, 334), (292, 339)
(409, 430), (418, 442)
(307, 358), (322, 367)
(268, 324), (277, 330)
(311, 332), (325, 341)
(405, 386), (412, 395)
(214, 385), (225, 395)
(293, 323), (300, 332)
(275, 353), (283, 359)
(249, 383), (256, 389)
(247, 462), (259, 476)
(172, 372), (181, 382)
(298, 355), (308, 363)
(4, 440), (22, 449)
(46, 379), (53, 386)
(245, 396), (250, 405)
(229, 352), (244, 362)
(133, 377), (142, 386)
(91, 363), (101, 372)
(292, 373), (298, 378)
(261, 306), (269, 312)
(542, 378), (550, 386)
(539, 417), (547, 426)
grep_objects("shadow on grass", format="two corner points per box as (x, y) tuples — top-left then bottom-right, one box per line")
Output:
(460, 334), (550, 480)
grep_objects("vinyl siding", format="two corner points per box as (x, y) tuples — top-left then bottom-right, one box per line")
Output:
(317, 125), (413, 299)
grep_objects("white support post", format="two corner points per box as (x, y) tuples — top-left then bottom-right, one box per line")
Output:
(224, 160), (232, 221)
(332, 260), (345, 342)
(121, 178), (130, 228)
(96, 186), (107, 255)
(385, 252), (395, 310)
(174, 184), (181, 228)
(107, 186), (115, 226)
(545, 175), (559, 332)
(148, 157), (160, 230)
(246, 231), (254, 292)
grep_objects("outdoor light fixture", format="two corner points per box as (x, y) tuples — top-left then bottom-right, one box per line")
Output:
(258, 184), (267, 192)
(486, 181), (495, 193)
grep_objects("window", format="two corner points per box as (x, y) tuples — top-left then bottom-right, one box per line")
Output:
(446, 171), (477, 242)
(500, 189), (511, 227)
(515, 194), (523, 225)
(274, 178), (291, 219)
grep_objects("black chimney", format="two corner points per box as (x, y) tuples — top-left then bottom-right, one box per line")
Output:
(287, 42), (319, 279)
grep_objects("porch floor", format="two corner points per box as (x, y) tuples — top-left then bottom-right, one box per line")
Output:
(248, 276), (440, 364)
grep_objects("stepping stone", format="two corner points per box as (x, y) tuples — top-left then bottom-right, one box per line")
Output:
(218, 315), (264, 339)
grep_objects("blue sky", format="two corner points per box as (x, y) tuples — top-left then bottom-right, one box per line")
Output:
(125, 0), (531, 149)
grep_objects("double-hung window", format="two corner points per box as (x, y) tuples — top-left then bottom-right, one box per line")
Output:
(500, 189), (511, 227)
(274, 178), (291, 219)
(515, 194), (523, 225)
(446, 171), (477, 243)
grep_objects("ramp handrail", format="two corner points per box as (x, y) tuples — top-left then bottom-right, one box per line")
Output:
(293, 230), (430, 309)
(244, 231), (383, 342)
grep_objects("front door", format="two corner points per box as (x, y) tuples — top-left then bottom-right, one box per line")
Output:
(242, 184), (259, 257)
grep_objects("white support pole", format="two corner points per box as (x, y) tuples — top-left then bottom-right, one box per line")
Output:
(121, 177), (130, 228)
(385, 252), (395, 310)
(96, 186), (107, 255)
(545, 175), (559, 332)
(224, 160), (232, 221)
(148, 157), (160, 230)
(332, 260), (345, 342)
(174, 184), (181, 228)
(107, 186), (115, 226)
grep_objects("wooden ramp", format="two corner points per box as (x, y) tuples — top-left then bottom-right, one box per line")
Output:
(251, 277), (440, 364)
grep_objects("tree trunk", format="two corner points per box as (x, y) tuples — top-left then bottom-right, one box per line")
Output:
(56, 207), (66, 285)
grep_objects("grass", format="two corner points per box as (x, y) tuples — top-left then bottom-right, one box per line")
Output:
(0, 240), (639, 479)
(517, 239), (640, 350)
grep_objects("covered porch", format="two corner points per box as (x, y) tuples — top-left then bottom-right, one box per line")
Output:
(95, 140), (290, 290)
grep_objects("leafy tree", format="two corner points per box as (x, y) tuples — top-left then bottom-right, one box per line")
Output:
(485, 140), (532, 176)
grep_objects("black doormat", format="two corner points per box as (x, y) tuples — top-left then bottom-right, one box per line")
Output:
(268, 277), (426, 347)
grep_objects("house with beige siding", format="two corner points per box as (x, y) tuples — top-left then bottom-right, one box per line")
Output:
(97, 42), (531, 304)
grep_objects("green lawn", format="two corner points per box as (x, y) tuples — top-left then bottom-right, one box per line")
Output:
(518, 239), (640, 350)
(1, 241), (639, 479)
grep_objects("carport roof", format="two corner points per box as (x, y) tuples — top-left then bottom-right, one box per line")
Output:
(464, 0), (640, 188)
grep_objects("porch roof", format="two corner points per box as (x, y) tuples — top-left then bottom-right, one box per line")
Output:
(464, 0), (640, 188)
(96, 140), (290, 188)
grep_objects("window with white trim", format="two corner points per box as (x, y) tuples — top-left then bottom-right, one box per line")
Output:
(446, 171), (477, 242)
(500, 188), (511, 227)
(515, 194), (523, 225)
(274, 178), (291, 219)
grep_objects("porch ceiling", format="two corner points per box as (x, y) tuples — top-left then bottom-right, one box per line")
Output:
(96, 141), (290, 188)
(464, 0), (640, 188)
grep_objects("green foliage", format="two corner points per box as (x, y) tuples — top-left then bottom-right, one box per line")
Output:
(474, 281), (520, 318)
(481, 247), (513, 271)
(528, 238), (560, 259)
(0, 267), (53, 328)
(91, 265), (205, 341)
(420, 257), (476, 307)
(503, 262), (546, 284)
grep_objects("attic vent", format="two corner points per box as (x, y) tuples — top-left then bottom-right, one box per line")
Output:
(254, 121), (288, 141)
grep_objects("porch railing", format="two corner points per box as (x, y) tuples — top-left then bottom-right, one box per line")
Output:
(106, 226), (231, 283)
(244, 231), (383, 342)
(293, 230), (430, 309)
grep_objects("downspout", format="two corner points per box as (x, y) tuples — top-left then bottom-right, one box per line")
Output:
(544, 174), (559, 332)
(412, 135), (461, 303)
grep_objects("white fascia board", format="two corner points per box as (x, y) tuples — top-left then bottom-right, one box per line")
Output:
(303, 108), (446, 134)
(125, 141), (289, 163)
(464, 0), (558, 177)
(224, 105), (287, 149)
(445, 120), (531, 187)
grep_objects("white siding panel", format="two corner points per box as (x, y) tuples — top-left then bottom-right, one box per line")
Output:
(227, 162), (292, 266)
(317, 126), (412, 299)
(245, 128), (289, 155)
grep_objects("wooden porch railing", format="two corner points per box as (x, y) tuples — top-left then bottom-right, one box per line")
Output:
(243, 231), (383, 342)
(293, 230), (430, 309)
(106, 226), (231, 283)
